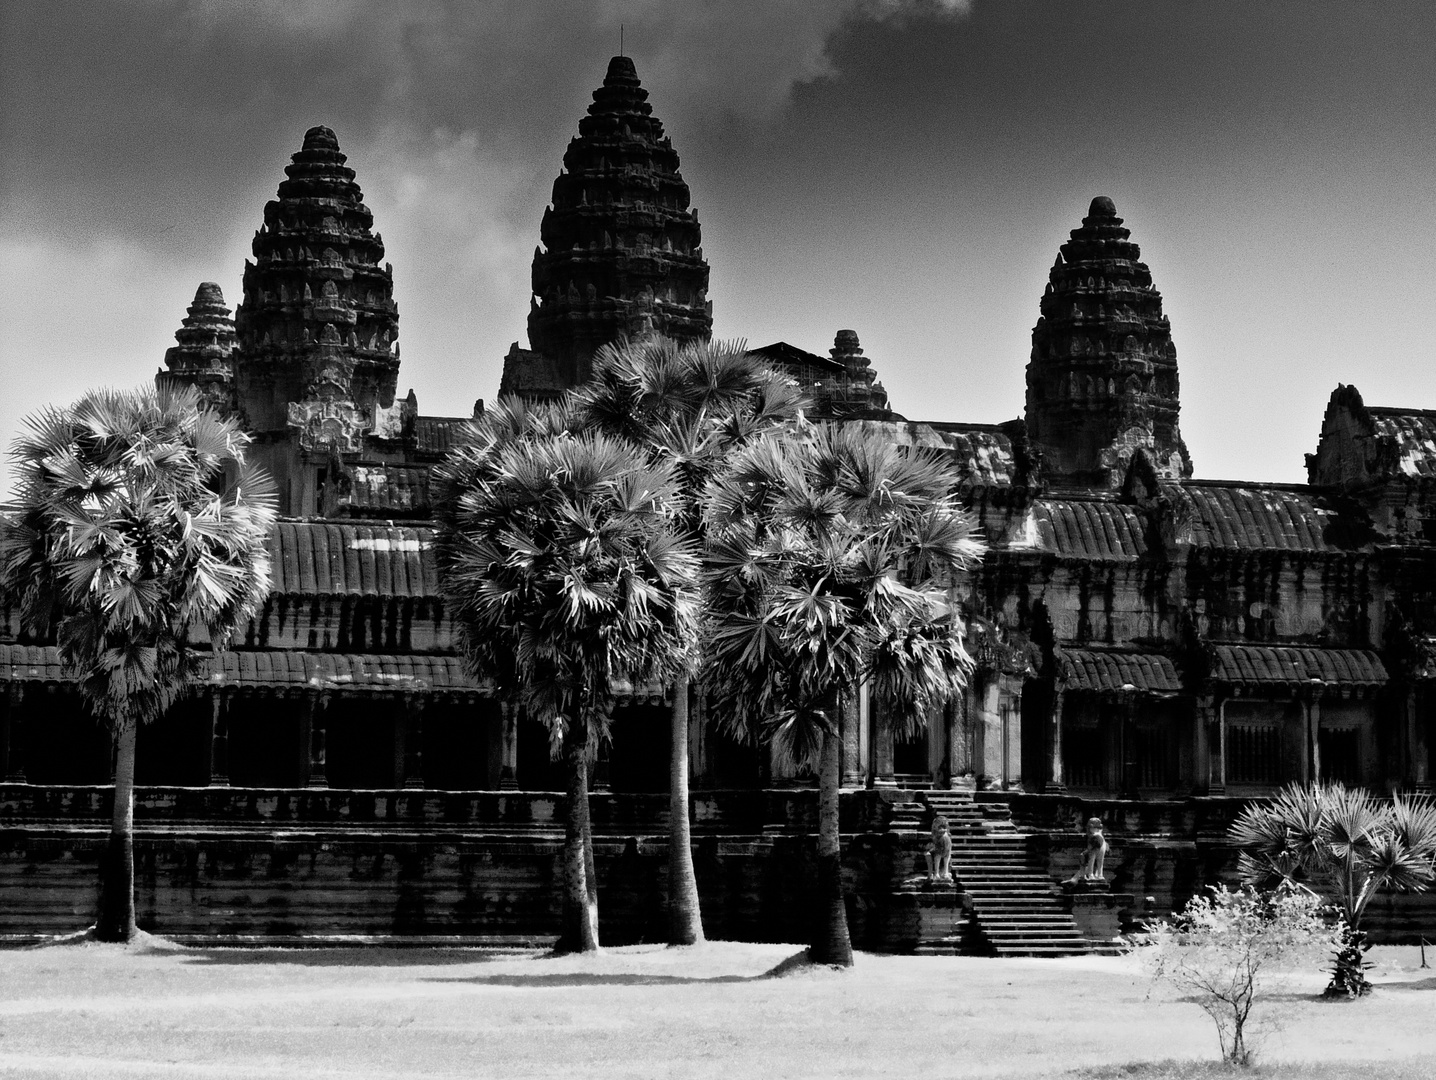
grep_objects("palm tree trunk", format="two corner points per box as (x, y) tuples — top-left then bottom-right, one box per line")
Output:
(667, 674), (705, 945)
(556, 714), (601, 953)
(810, 725), (854, 966)
(95, 722), (138, 942)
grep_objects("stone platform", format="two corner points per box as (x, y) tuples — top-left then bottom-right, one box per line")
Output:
(4, 785), (1434, 949)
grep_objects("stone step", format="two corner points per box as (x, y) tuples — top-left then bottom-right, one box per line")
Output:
(976, 921), (1078, 932)
(991, 945), (1093, 957)
(973, 904), (1070, 914)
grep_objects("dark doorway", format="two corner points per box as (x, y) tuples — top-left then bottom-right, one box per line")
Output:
(325, 697), (401, 788)
(136, 693), (211, 785)
(20, 688), (110, 784)
(227, 696), (303, 787)
(423, 698), (495, 790)
(516, 714), (562, 791)
(607, 703), (669, 793)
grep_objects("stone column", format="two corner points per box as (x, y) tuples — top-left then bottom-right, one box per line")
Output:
(840, 687), (865, 788)
(1046, 688), (1067, 794)
(1118, 691), (1139, 799)
(871, 685), (896, 788)
(592, 716), (613, 794)
(1305, 681), (1325, 784)
(689, 688), (709, 788)
(768, 739), (793, 786)
(1405, 686), (1431, 790)
(206, 689), (230, 786)
(1193, 693), (1214, 795)
(1001, 676), (1023, 790)
(304, 691), (328, 788)
(498, 700), (519, 790)
(927, 702), (946, 786)
(400, 694), (425, 789)
(945, 693), (969, 790)
(1212, 697), (1228, 795)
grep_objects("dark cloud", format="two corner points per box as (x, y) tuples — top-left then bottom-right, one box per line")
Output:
(2, 0), (1433, 490)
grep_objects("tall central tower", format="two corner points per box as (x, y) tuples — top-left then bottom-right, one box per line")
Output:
(500, 56), (712, 399)
(1024, 196), (1191, 489)
(233, 126), (400, 442)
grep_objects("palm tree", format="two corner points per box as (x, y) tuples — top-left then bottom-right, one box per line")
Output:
(0, 385), (276, 942)
(434, 396), (699, 953)
(700, 421), (985, 965)
(1230, 781), (1436, 996)
(573, 335), (804, 945)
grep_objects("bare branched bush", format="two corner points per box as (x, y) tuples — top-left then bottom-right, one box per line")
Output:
(1141, 884), (1338, 1066)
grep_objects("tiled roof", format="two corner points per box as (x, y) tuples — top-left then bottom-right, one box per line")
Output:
(0, 645), (479, 692)
(344, 464), (432, 514)
(269, 522), (440, 597)
(414, 416), (469, 456)
(1368, 408), (1436, 480)
(207, 651), (478, 691)
(1208, 644), (1387, 687)
(1057, 648), (1181, 694)
(0, 644), (68, 683)
(750, 341), (845, 378)
(1033, 499), (1148, 560)
(1173, 484), (1338, 551)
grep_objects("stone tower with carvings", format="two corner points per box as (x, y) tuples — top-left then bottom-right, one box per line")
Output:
(499, 56), (712, 400)
(1024, 196), (1191, 488)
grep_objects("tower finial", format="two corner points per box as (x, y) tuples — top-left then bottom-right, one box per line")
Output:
(620, 24), (623, 57)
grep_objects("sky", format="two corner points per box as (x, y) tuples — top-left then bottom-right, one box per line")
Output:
(3, 0), (1434, 492)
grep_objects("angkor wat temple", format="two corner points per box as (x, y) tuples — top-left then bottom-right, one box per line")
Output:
(3, 57), (1434, 950)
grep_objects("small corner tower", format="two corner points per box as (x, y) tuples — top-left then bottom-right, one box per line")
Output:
(158, 282), (237, 415)
(1024, 196), (1191, 489)
(500, 56), (711, 399)
(827, 330), (891, 417)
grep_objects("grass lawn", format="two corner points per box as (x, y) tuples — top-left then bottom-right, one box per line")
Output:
(0, 939), (1432, 1079)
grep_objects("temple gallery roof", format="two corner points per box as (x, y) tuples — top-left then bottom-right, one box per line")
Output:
(992, 480), (1367, 561)
(1056, 647), (1181, 695)
(0, 644), (480, 693)
(1169, 483), (1345, 551)
(1207, 644), (1388, 688)
(269, 522), (440, 598)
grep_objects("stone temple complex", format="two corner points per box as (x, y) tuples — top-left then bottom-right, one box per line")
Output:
(3, 56), (1434, 952)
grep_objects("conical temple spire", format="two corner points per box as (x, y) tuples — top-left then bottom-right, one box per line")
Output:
(232, 125), (399, 438)
(158, 282), (237, 414)
(502, 56), (711, 399)
(1024, 196), (1191, 488)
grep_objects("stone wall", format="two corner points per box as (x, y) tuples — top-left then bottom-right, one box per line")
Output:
(0, 785), (906, 948)
(5, 786), (1434, 947)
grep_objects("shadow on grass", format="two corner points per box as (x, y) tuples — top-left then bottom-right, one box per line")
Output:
(1383, 976), (1436, 992)
(422, 947), (815, 987)
(1069, 1062), (1436, 1080)
(179, 947), (542, 968)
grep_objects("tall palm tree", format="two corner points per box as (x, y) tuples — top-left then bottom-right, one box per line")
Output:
(434, 396), (699, 953)
(1230, 781), (1436, 996)
(700, 421), (985, 965)
(0, 385), (276, 942)
(574, 335), (804, 945)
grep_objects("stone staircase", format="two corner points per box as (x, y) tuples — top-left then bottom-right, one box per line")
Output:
(888, 790), (1110, 957)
